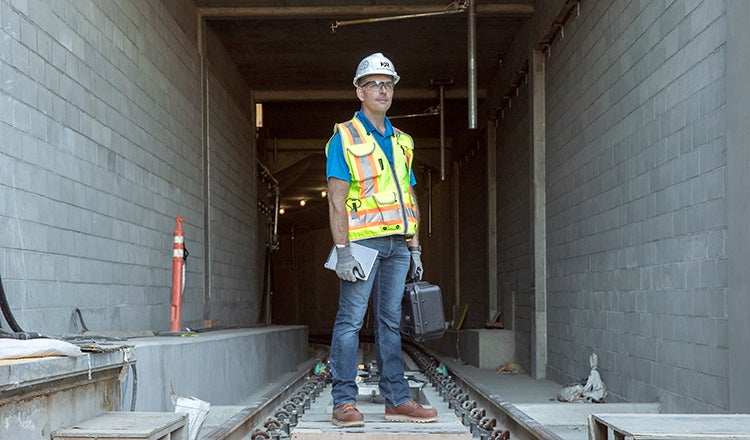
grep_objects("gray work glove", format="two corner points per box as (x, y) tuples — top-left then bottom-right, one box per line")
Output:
(335, 245), (364, 282)
(408, 245), (423, 281)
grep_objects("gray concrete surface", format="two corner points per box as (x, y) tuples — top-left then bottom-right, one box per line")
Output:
(425, 329), (515, 369)
(0, 326), (308, 439)
(291, 371), (470, 440)
(0, 349), (129, 440)
(0, 0), (258, 335)
(540, 0), (731, 413)
(726, 0), (750, 414)
(441, 356), (660, 440)
(126, 326), (308, 412)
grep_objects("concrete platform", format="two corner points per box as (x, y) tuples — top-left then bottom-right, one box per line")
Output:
(126, 326), (308, 412)
(0, 348), (130, 440)
(519, 403), (661, 440)
(436, 354), (661, 440)
(0, 326), (309, 440)
(291, 373), (471, 440)
(589, 414), (750, 439)
(424, 329), (514, 369)
(51, 412), (187, 440)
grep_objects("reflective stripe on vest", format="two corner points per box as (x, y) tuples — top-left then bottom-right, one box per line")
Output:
(325, 117), (418, 241)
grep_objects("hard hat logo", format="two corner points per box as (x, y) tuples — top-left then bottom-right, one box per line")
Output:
(353, 52), (400, 87)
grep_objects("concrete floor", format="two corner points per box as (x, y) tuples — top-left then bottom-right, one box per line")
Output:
(439, 356), (660, 440)
(199, 350), (660, 440)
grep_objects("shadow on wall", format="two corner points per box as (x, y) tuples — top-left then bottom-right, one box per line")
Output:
(272, 228), (339, 331)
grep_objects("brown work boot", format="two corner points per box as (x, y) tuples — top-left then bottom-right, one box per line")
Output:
(384, 400), (438, 422)
(332, 403), (365, 427)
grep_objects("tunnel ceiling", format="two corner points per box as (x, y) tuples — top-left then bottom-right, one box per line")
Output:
(196, 1), (533, 230)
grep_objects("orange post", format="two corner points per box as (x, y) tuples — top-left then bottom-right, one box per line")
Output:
(170, 217), (185, 332)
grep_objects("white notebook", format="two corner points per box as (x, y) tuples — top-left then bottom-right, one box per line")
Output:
(324, 242), (379, 281)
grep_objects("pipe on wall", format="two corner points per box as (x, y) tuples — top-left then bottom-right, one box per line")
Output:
(439, 84), (447, 180)
(427, 169), (433, 237)
(467, 0), (477, 129)
(329, 2), (467, 33)
(452, 161), (461, 320)
(199, 17), (212, 324)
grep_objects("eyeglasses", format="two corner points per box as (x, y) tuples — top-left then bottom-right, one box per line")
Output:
(360, 80), (395, 92)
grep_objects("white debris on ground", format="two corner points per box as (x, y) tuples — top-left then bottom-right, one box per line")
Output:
(556, 353), (607, 403)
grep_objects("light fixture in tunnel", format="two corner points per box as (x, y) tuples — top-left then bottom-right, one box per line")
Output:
(279, 208), (285, 215)
(255, 103), (263, 128)
(299, 200), (306, 207)
(321, 191), (327, 198)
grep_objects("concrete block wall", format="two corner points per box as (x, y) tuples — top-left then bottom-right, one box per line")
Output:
(207, 69), (258, 326)
(544, 1), (728, 413)
(496, 83), (532, 370)
(0, 0), (259, 334)
(273, 221), (340, 332)
(457, 147), (488, 329)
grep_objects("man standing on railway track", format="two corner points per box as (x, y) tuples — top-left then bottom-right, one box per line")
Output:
(325, 52), (438, 427)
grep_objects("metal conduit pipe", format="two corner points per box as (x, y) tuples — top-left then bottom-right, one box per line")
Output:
(388, 106), (439, 120)
(427, 169), (433, 238)
(257, 161), (278, 185)
(271, 185), (280, 250)
(430, 79), (454, 180)
(329, 1), (467, 33)
(440, 83), (446, 179)
(467, 0), (477, 129)
(257, 161), (280, 249)
(440, 84), (445, 180)
(258, 162), (280, 325)
(452, 161), (461, 320)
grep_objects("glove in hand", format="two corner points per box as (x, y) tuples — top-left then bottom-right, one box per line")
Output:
(408, 246), (423, 281)
(335, 246), (364, 282)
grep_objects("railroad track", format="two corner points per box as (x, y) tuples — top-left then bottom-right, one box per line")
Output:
(201, 341), (564, 440)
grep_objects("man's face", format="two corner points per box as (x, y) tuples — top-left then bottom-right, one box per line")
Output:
(356, 74), (394, 115)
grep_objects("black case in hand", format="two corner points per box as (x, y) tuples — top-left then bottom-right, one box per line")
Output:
(401, 281), (446, 342)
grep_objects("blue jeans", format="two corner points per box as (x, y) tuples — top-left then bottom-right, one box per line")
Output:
(329, 235), (411, 408)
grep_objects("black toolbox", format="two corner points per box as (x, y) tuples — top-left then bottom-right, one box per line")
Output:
(401, 281), (446, 342)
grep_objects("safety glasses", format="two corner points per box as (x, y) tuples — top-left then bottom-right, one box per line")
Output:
(359, 80), (395, 92)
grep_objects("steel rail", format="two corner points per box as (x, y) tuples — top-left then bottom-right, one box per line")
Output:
(406, 342), (564, 440)
(206, 338), (563, 440)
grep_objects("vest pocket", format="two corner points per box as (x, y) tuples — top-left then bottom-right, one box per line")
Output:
(347, 142), (376, 157)
(347, 142), (383, 181)
(373, 191), (397, 205)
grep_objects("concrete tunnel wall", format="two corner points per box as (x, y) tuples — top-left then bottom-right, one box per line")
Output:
(491, 0), (732, 413)
(0, 0), (260, 334)
(462, 0), (744, 415)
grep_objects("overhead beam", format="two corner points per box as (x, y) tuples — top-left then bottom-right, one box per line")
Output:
(255, 88), (486, 102)
(199, 4), (534, 19)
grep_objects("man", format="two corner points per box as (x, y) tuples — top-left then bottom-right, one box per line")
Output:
(325, 52), (438, 427)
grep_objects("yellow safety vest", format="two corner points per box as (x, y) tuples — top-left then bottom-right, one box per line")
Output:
(325, 117), (419, 241)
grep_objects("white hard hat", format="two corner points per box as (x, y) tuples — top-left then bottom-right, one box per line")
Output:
(353, 52), (400, 87)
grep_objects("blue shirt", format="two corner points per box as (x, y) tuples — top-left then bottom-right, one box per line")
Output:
(326, 111), (417, 186)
